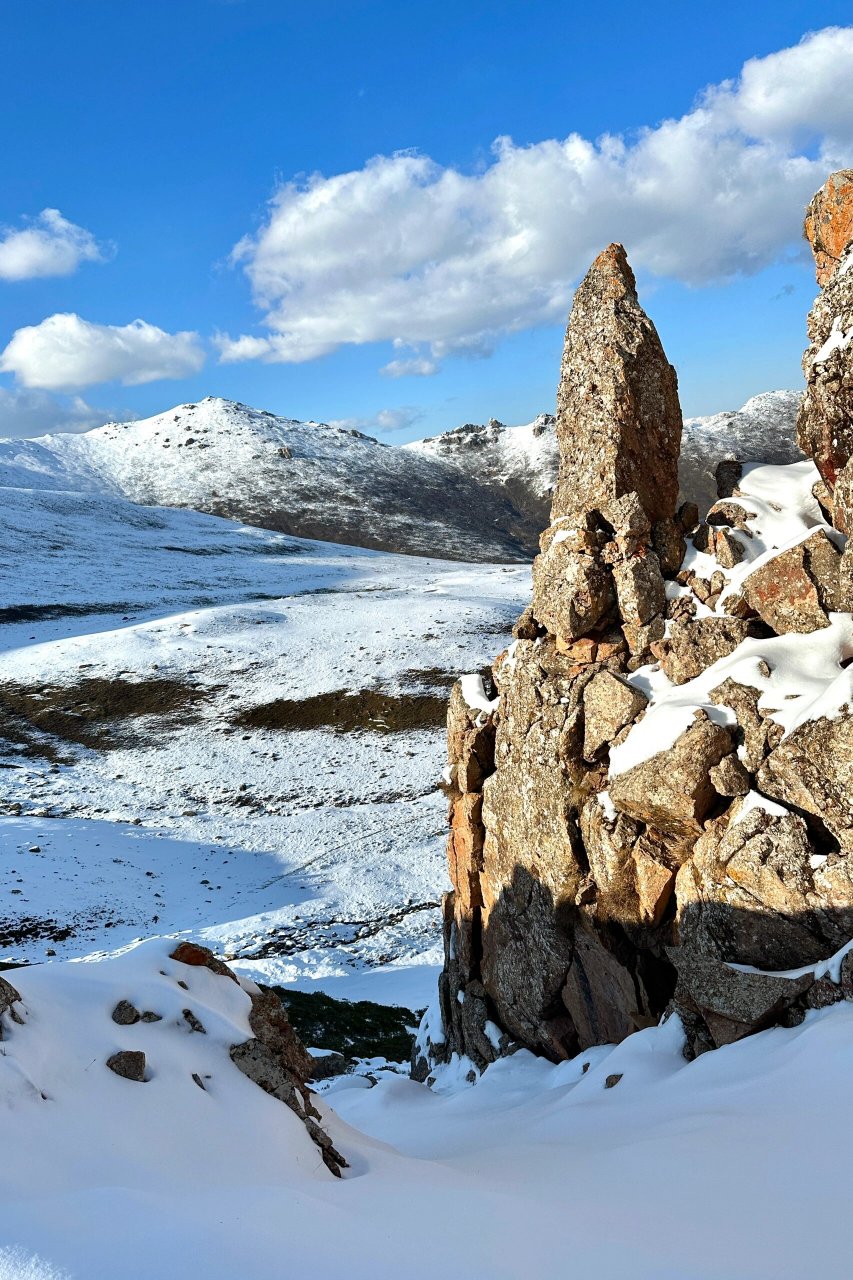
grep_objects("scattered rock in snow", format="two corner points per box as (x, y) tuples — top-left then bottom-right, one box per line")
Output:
(106, 1049), (147, 1082)
(111, 1000), (141, 1025)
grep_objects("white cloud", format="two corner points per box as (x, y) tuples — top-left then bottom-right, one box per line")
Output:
(380, 354), (438, 378)
(0, 209), (108, 282)
(0, 314), (206, 391)
(220, 26), (853, 368)
(328, 405), (423, 435)
(0, 387), (133, 439)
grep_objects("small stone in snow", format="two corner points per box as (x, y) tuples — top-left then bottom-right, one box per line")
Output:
(106, 1050), (147, 1082)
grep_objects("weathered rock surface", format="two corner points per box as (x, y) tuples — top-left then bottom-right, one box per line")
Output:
(742, 532), (840, 633)
(308, 1050), (347, 1081)
(582, 670), (648, 760)
(653, 617), (761, 685)
(676, 803), (853, 968)
(757, 715), (853, 853)
(608, 714), (734, 839)
(669, 948), (813, 1057)
(551, 243), (682, 526)
(106, 1049), (147, 1082)
(798, 171), (853, 494)
(804, 169), (853, 289)
(0, 975), (24, 1035)
(111, 1000), (141, 1025)
(424, 193), (853, 1080)
(169, 943), (347, 1175)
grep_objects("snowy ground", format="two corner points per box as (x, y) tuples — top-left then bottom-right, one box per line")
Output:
(0, 486), (529, 1008)
(2, 937), (853, 1279)
(6, 463), (853, 1280)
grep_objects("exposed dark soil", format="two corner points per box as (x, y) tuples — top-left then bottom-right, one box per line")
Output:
(272, 985), (419, 1062)
(234, 688), (448, 734)
(0, 603), (140, 624)
(0, 676), (208, 758)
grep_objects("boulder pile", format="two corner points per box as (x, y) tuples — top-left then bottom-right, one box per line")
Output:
(416, 173), (853, 1076)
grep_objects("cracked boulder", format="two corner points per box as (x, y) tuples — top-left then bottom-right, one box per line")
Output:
(709, 678), (782, 774)
(532, 523), (612, 641)
(757, 712), (853, 853)
(653, 617), (762, 685)
(608, 712), (734, 840)
(582, 669), (648, 760)
(670, 947), (814, 1057)
(675, 803), (853, 968)
(742, 532), (840, 633)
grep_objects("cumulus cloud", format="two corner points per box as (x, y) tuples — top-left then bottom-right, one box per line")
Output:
(0, 314), (206, 391)
(328, 405), (423, 435)
(0, 209), (108, 281)
(219, 26), (853, 368)
(0, 387), (134, 439)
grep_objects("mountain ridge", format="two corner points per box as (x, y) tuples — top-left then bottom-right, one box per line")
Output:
(0, 390), (802, 560)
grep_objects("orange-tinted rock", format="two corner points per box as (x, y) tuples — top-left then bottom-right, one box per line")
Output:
(169, 940), (239, 982)
(742, 531), (839, 634)
(448, 793), (485, 913)
(798, 173), (853, 493)
(804, 170), (853, 287)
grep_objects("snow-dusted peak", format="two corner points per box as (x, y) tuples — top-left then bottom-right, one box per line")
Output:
(0, 398), (540, 561)
(86, 396), (383, 460)
(681, 388), (802, 510)
(407, 413), (558, 500)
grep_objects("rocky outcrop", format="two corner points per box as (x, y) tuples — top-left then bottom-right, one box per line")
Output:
(0, 975), (24, 1034)
(798, 171), (853, 494)
(804, 170), (853, 289)
(422, 185), (853, 1077)
(169, 944), (347, 1176)
(552, 244), (682, 525)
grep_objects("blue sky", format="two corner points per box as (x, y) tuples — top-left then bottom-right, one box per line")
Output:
(0, 2), (852, 440)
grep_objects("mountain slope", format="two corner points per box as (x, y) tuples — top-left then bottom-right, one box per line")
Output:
(0, 391), (803, 563)
(405, 413), (559, 535)
(681, 388), (803, 508)
(0, 399), (541, 562)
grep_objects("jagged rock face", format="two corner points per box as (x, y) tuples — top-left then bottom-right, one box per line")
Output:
(551, 243), (682, 526)
(804, 170), (853, 289)
(424, 216), (853, 1078)
(798, 171), (853, 495)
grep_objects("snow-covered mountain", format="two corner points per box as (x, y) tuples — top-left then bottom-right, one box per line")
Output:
(681, 388), (803, 509)
(0, 391), (803, 566)
(406, 413), (559, 536)
(0, 399), (546, 562)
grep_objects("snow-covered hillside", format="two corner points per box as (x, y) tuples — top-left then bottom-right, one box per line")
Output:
(0, 391), (803, 574)
(4, 941), (853, 1278)
(681, 389), (803, 509)
(0, 485), (529, 1005)
(0, 399), (540, 562)
(406, 413), (559, 533)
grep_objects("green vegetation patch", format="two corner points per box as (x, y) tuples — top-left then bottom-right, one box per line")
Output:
(272, 984), (419, 1062)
